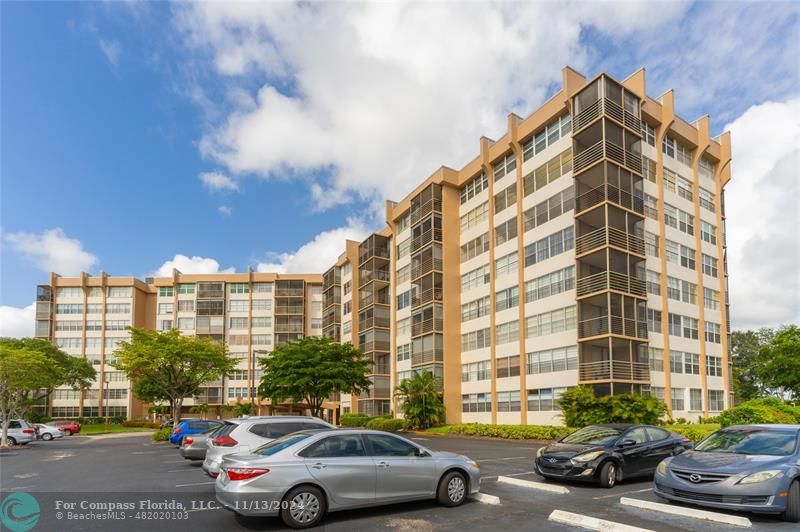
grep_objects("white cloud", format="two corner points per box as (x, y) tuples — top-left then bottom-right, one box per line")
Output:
(724, 96), (800, 329)
(174, 2), (688, 208)
(4, 228), (98, 276)
(257, 218), (372, 274)
(0, 303), (35, 338)
(153, 254), (235, 277)
(218, 205), (233, 216)
(199, 171), (239, 192)
(98, 38), (122, 68)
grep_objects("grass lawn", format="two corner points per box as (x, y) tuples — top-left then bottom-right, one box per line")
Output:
(79, 424), (156, 435)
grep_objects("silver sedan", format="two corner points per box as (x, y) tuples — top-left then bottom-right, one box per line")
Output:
(215, 429), (481, 529)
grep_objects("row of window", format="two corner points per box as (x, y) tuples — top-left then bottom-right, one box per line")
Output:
(460, 202), (488, 232)
(460, 173), (489, 204)
(526, 306), (576, 338)
(525, 266), (575, 303)
(650, 387), (725, 412)
(524, 227), (574, 267)
(492, 152), (517, 181)
(522, 113), (571, 161)
(522, 149), (573, 197)
(56, 286), (134, 298)
(523, 186), (574, 233)
(158, 283), (275, 297)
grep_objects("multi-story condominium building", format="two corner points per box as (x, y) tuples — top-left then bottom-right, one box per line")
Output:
(323, 66), (732, 425)
(33, 270), (330, 421)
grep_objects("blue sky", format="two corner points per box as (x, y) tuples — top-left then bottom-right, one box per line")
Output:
(2, 1), (799, 334)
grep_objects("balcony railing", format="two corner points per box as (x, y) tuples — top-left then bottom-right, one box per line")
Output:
(358, 293), (390, 308)
(574, 140), (642, 175)
(35, 324), (51, 338)
(411, 258), (442, 280)
(275, 289), (305, 297)
(411, 227), (442, 253)
(322, 314), (340, 329)
(576, 271), (647, 297)
(410, 198), (442, 225)
(412, 318), (443, 337)
(275, 324), (304, 333)
(274, 305), (305, 315)
(573, 98), (642, 134)
(576, 226), (646, 256)
(359, 268), (391, 287)
(358, 316), (391, 332)
(577, 315), (648, 339)
(411, 288), (444, 307)
(575, 183), (644, 215)
(578, 360), (650, 382)
(196, 325), (224, 335)
(359, 340), (391, 353)
(411, 349), (444, 366)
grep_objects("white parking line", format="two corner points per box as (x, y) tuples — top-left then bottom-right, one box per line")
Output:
(592, 488), (652, 500)
(175, 481), (216, 488)
(549, 510), (655, 532)
(482, 470), (536, 481)
(496, 476), (569, 494)
(14, 473), (38, 479)
(10, 486), (34, 491)
(620, 497), (752, 528)
(472, 492), (501, 505)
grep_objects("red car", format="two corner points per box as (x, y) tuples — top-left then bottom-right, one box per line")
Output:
(49, 420), (81, 435)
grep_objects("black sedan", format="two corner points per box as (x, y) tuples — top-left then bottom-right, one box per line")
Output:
(535, 424), (692, 488)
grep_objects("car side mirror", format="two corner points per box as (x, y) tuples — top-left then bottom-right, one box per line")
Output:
(620, 439), (637, 447)
(415, 449), (431, 457)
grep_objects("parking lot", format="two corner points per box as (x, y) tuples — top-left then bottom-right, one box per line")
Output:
(1, 433), (795, 531)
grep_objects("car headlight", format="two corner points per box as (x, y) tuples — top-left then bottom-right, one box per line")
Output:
(738, 470), (782, 484)
(572, 450), (605, 463)
(468, 460), (479, 469)
(656, 461), (667, 475)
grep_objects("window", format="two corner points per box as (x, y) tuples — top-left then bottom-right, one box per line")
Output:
(527, 346), (577, 374)
(157, 303), (173, 315)
(708, 390), (725, 411)
(680, 280), (697, 304)
(642, 156), (656, 182)
(525, 266), (575, 302)
(312, 301), (322, 314)
(396, 344), (411, 361)
(492, 152), (516, 181)
(252, 317), (271, 328)
(644, 194), (658, 220)
(343, 301), (352, 315)
(252, 299), (272, 311)
(56, 303), (83, 315)
(461, 265), (490, 291)
(460, 202), (488, 232)
(666, 276), (680, 301)
(394, 267), (408, 286)
(699, 157), (716, 180)
(526, 306), (576, 337)
(641, 122), (655, 146)
(397, 290), (412, 310)
(527, 387), (569, 411)
(178, 317), (194, 330)
(178, 284), (195, 294)
(702, 254), (718, 278)
(647, 309), (662, 333)
(461, 360), (490, 382)
(85, 337), (101, 348)
(495, 252), (518, 278)
(699, 187), (715, 212)
(649, 347), (664, 371)
(342, 320), (351, 335)
(366, 434), (420, 456)
(229, 370), (248, 380)
(106, 302), (131, 314)
(311, 319), (322, 329)
(105, 320), (130, 331)
(684, 352), (700, 375)
(56, 287), (82, 298)
(522, 114), (571, 161)
(229, 317), (248, 329)
(228, 300), (248, 312)
(671, 388), (685, 411)
(86, 320), (102, 331)
(678, 209), (694, 236)
(677, 175), (693, 201)
(158, 287), (173, 297)
(229, 283), (249, 294)
(522, 186), (574, 231)
(646, 270), (661, 296)
(302, 434), (366, 458)
(55, 337), (82, 349)
(675, 142), (693, 166)
(680, 244), (696, 270)
(461, 233), (490, 262)
(103, 388), (128, 400)
(252, 335), (271, 346)
(108, 286), (132, 298)
(522, 149), (572, 196)
(461, 328), (491, 351)
(683, 317), (699, 339)
(690, 389), (703, 411)
(396, 318), (410, 336)
(701, 221), (717, 245)
(668, 313), (682, 336)
(396, 238), (410, 259)
(669, 350), (683, 373)
(495, 321), (519, 344)
(662, 136), (675, 159)
(703, 287), (720, 310)
(253, 283), (273, 293)
(396, 215), (410, 233)
(645, 232), (660, 257)
(55, 320), (83, 331)
(705, 321), (721, 343)
(495, 286), (519, 312)
(523, 227), (574, 267)
(495, 356), (520, 378)
(460, 172), (488, 204)
(158, 319), (173, 331)
(461, 393), (492, 413)
(494, 184), (517, 213)
(497, 390), (520, 412)
(649, 387), (665, 401)
(86, 287), (102, 297)
(494, 217), (518, 246)
(178, 300), (194, 312)
(461, 296), (490, 322)
(707, 355), (722, 377)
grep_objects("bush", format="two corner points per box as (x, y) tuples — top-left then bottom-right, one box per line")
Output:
(669, 424), (720, 442)
(365, 418), (407, 431)
(123, 420), (160, 429)
(719, 397), (799, 427)
(435, 423), (575, 441)
(340, 414), (391, 427)
(558, 386), (667, 427)
(151, 428), (171, 442)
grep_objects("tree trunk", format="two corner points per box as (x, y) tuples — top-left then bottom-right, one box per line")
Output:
(173, 398), (184, 427)
(1, 418), (9, 447)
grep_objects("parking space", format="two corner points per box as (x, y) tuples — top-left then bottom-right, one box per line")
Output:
(0, 433), (794, 531)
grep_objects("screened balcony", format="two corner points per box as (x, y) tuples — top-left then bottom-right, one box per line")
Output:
(411, 272), (443, 307)
(578, 339), (649, 383)
(574, 161), (644, 214)
(410, 183), (442, 225)
(411, 333), (444, 366)
(411, 213), (442, 252)
(274, 297), (305, 315)
(578, 293), (647, 340)
(358, 283), (390, 308)
(573, 75), (642, 134)
(575, 206), (645, 257)
(358, 234), (390, 266)
(358, 305), (391, 332)
(359, 329), (391, 353)
(275, 280), (305, 297)
(411, 243), (443, 280)
(411, 303), (443, 337)
(359, 257), (391, 287)
(197, 282), (225, 299)
(576, 249), (646, 298)
(275, 316), (304, 333)
(573, 120), (642, 175)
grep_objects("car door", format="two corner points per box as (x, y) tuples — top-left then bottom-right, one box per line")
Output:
(643, 426), (677, 472)
(617, 427), (650, 476)
(365, 433), (436, 502)
(300, 434), (376, 509)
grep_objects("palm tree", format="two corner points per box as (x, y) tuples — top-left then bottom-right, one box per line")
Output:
(394, 371), (445, 429)
(190, 403), (209, 420)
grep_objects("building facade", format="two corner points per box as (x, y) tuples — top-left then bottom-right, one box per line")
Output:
(34, 270), (331, 421)
(324, 66), (732, 424)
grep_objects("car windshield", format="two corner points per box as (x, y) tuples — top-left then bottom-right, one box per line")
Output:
(694, 429), (798, 456)
(252, 432), (314, 456)
(562, 426), (623, 446)
(204, 424), (224, 436)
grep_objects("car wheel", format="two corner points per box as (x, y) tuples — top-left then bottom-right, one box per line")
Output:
(64, 429), (72, 436)
(599, 461), (618, 489)
(6, 437), (16, 446)
(783, 480), (800, 523)
(437, 471), (468, 507)
(42, 433), (53, 441)
(280, 485), (326, 529)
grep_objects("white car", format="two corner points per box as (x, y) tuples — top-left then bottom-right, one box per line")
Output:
(202, 416), (335, 477)
(34, 423), (64, 441)
(2, 419), (36, 446)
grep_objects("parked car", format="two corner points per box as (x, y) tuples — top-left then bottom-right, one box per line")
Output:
(1, 420), (36, 446)
(180, 424), (225, 460)
(203, 416), (335, 478)
(160, 418), (182, 429)
(654, 424), (800, 522)
(535, 424), (692, 488)
(49, 420), (81, 435)
(216, 429), (480, 529)
(169, 419), (223, 445)
(34, 423), (64, 441)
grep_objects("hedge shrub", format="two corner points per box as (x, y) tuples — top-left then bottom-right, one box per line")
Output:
(668, 424), (720, 442)
(435, 423), (575, 441)
(365, 418), (407, 431)
(340, 414), (392, 427)
(151, 428), (171, 442)
(558, 386), (667, 427)
(719, 397), (799, 427)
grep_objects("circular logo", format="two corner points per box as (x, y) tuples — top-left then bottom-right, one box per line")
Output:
(0, 492), (40, 532)
(688, 474), (702, 483)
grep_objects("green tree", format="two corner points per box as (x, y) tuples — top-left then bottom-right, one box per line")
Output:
(114, 328), (237, 427)
(258, 336), (372, 418)
(190, 403), (209, 420)
(0, 337), (95, 418)
(557, 386), (667, 427)
(730, 328), (774, 401)
(758, 325), (800, 400)
(230, 402), (253, 417)
(394, 371), (445, 429)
